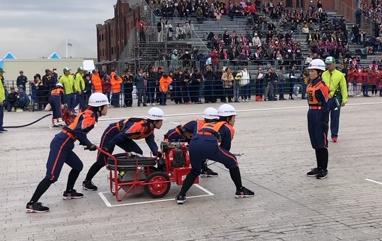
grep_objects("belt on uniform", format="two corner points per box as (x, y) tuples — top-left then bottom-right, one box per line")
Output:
(198, 131), (213, 137)
(197, 130), (221, 141)
(62, 129), (76, 139)
(309, 106), (322, 110)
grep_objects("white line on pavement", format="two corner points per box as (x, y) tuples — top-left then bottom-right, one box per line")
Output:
(365, 178), (382, 185)
(97, 184), (214, 208)
(98, 101), (382, 122)
(98, 192), (112, 207)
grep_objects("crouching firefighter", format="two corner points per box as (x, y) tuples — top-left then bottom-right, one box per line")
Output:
(26, 93), (109, 213)
(306, 59), (330, 179)
(164, 107), (220, 177)
(82, 107), (165, 191)
(176, 104), (254, 204)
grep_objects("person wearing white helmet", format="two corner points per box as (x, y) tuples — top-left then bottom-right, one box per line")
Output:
(26, 93), (109, 213)
(306, 59), (331, 179)
(48, 82), (65, 127)
(82, 107), (164, 191)
(165, 107), (219, 142)
(164, 107), (220, 177)
(176, 104), (254, 204)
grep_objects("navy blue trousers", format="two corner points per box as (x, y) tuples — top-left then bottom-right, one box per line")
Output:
(45, 133), (83, 182)
(188, 135), (238, 177)
(307, 110), (329, 149)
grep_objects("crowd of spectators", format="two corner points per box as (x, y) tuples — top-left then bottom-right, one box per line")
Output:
(2, 1), (382, 112)
(360, 0), (382, 53)
(149, 0), (259, 22)
(156, 19), (194, 42)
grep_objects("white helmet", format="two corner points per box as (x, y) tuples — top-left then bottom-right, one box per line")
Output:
(308, 59), (326, 71)
(147, 107), (164, 120)
(218, 104), (236, 117)
(203, 107), (219, 120)
(56, 83), (63, 88)
(88, 93), (109, 107)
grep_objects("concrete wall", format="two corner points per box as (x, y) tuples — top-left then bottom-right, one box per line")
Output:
(3, 59), (84, 82)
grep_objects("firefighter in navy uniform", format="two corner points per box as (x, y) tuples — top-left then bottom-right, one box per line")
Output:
(176, 104), (254, 204)
(82, 117), (130, 191)
(82, 107), (165, 191)
(48, 82), (65, 127)
(164, 107), (220, 177)
(305, 59), (331, 179)
(26, 93), (109, 213)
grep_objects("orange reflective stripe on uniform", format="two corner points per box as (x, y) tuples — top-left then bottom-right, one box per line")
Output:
(67, 110), (95, 131)
(224, 123), (235, 140)
(307, 81), (329, 106)
(196, 119), (205, 131)
(81, 110), (96, 129)
(175, 126), (182, 135)
(199, 121), (225, 134)
(125, 120), (153, 139)
(51, 88), (63, 96)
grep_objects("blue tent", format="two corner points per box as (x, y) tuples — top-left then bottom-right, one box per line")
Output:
(2, 52), (16, 60)
(48, 52), (61, 60)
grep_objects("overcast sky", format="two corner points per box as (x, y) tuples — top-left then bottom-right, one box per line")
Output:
(0, 0), (116, 59)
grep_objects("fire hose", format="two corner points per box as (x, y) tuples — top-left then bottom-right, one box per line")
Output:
(3, 113), (52, 128)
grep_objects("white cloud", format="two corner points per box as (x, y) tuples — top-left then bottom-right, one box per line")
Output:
(0, 0), (116, 58)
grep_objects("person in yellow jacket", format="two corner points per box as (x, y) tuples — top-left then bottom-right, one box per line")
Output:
(74, 68), (86, 111)
(0, 68), (6, 133)
(59, 67), (76, 111)
(322, 56), (349, 143)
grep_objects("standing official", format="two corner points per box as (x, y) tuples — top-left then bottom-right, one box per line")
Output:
(306, 59), (330, 179)
(322, 57), (348, 143)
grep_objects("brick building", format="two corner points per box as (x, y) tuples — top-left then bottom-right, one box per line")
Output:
(96, 0), (360, 72)
(96, 0), (141, 71)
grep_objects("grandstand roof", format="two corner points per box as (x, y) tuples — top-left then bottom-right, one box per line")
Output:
(2, 52), (16, 60)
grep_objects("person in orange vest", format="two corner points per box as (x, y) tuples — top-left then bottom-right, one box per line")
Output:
(48, 83), (65, 127)
(164, 107), (220, 177)
(110, 69), (123, 107)
(159, 72), (173, 105)
(176, 104), (254, 204)
(91, 69), (103, 93)
(305, 59), (330, 179)
(26, 93), (109, 213)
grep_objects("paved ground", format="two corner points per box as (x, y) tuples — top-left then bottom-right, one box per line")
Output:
(1, 97), (382, 241)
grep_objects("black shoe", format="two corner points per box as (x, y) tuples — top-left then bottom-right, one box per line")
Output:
(235, 186), (255, 198)
(26, 202), (49, 213)
(82, 180), (98, 191)
(307, 168), (319, 177)
(316, 169), (328, 179)
(176, 194), (186, 204)
(63, 189), (84, 200)
(201, 167), (218, 177)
